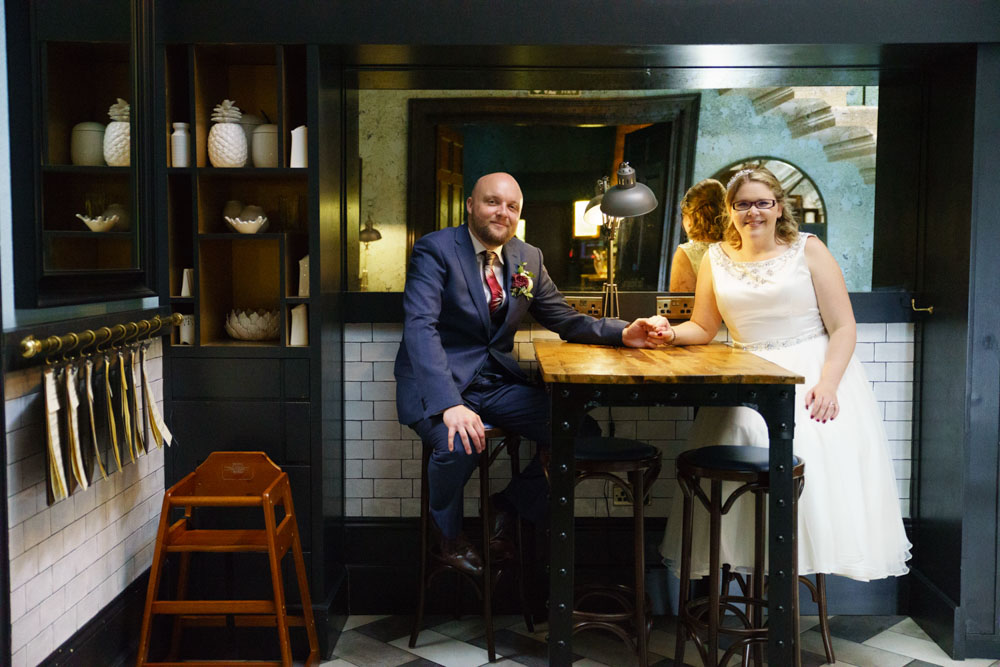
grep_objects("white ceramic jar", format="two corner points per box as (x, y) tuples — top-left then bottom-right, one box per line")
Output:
(171, 122), (190, 167)
(70, 122), (106, 166)
(251, 124), (278, 168)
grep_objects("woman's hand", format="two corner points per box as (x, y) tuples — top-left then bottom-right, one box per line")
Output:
(804, 381), (840, 422)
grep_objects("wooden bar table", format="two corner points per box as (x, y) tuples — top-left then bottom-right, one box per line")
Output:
(534, 340), (804, 666)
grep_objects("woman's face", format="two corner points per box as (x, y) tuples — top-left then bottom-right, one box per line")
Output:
(731, 181), (782, 245)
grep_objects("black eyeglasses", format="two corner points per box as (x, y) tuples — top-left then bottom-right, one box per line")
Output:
(732, 199), (777, 211)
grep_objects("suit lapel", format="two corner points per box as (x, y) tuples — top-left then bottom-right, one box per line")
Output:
(495, 243), (522, 340)
(456, 227), (490, 333)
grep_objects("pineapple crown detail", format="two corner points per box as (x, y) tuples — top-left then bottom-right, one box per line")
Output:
(108, 98), (130, 122)
(212, 100), (243, 123)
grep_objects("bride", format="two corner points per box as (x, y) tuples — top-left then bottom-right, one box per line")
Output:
(657, 165), (911, 582)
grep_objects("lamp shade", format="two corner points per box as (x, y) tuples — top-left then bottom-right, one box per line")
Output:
(600, 162), (658, 218)
(360, 218), (382, 243)
(583, 176), (609, 228)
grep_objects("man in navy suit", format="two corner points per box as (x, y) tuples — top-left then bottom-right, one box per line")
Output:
(394, 172), (667, 574)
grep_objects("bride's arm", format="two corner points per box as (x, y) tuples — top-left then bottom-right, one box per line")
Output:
(665, 254), (721, 345)
(805, 235), (857, 422)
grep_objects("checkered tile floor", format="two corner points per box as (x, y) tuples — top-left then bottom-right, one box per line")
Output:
(319, 614), (1000, 667)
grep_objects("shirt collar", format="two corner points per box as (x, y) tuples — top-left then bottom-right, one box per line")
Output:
(468, 226), (505, 265)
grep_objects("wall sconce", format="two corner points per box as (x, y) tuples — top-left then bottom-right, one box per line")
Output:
(359, 214), (382, 292)
(584, 163), (658, 317)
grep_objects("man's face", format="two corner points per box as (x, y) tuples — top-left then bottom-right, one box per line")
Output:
(466, 173), (523, 248)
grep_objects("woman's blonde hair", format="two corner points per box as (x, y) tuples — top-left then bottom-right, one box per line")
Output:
(681, 178), (727, 243)
(723, 165), (799, 249)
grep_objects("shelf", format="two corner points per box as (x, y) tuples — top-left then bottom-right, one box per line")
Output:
(41, 165), (131, 174)
(44, 41), (130, 166)
(165, 42), (309, 351)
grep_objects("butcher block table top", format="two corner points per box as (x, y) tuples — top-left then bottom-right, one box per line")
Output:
(532, 340), (804, 386)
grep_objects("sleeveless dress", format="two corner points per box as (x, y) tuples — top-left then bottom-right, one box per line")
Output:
(659, 234), (911, 582)
(679, 240), (710, 276)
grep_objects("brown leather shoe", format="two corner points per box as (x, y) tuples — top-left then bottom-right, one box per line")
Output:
(430, 520), (483, 577)
(489, 494), (518, 562)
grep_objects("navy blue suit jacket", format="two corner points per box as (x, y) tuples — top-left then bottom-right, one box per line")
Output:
(394, 224), (627, 426)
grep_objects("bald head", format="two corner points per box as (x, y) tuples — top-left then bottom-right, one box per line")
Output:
(466, 172), (523, 248)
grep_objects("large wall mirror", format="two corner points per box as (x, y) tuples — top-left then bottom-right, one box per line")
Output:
(347, 83), (878, 294)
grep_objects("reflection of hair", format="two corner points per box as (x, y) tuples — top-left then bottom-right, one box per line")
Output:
(681, 179), (727, 242)
(723, 165), (799, 249)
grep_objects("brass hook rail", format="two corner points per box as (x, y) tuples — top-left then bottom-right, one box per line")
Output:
(19, 313), (183, 360)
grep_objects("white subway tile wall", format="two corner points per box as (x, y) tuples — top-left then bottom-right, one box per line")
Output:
(346, 322), (915, 520)
(5, 339), (166, 665)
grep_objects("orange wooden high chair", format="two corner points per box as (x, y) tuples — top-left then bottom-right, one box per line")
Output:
(136, 451), (319, 666)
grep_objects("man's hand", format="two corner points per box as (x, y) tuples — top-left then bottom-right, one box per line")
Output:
(622, 315), (672, 348)
(442, 404), (486, 454)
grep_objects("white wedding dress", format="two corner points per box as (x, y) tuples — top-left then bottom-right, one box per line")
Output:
(659, 234), (912, 582)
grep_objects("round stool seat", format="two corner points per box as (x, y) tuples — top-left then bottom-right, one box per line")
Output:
(575, 436), (659, 462)
(679, 445), (803, 472)
(678, 445), (805, 485)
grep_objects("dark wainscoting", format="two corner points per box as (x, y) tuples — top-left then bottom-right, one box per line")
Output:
(342, 517), (912, 617)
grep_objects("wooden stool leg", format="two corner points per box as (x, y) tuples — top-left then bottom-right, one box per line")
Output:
(707, 480), (723, 667)
(508, 439), (535, 633)
(284, 486), (319, 665)
(752, 490), (766, 667)
(813, 573), (835, 664)
(631, 470), (649, 667)
(263, 492), (293, 666)
(136, 497), (173, 666)
(410, 445), (432, 648)
(167, 550), (192, 659)
(674, 482), (693, 667)
(480, 450), (496, 663)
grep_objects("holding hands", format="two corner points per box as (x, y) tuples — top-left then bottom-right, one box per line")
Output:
(622, 315), (674, 348)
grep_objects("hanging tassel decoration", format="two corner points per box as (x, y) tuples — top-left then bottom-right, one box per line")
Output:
(44, 367), (69, 501)
(85, 359), (108, 480)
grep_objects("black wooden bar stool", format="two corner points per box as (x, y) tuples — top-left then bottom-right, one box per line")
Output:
(572, 436), (663, 666)
(410, 427), (534, 663)
(673, 445), (834, 667)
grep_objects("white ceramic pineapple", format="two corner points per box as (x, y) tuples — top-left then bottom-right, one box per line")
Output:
(208, 99), (247, 167)
(102, 98), (130, 166)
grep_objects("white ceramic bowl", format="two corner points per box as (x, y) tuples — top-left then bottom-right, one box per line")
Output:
(76, 213), (119, 232)
(224, 308), (280, 341)
(224, 215), (267, 234)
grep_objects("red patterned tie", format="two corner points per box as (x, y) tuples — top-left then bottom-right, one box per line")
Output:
(483, 251), (503, 313)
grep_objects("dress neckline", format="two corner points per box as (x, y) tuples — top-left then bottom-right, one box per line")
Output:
(715, 233), (807, 265)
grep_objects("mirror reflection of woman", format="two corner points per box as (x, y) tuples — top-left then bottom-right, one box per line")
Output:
(668, 179), (727, 292)
(658, 166), (911, 584)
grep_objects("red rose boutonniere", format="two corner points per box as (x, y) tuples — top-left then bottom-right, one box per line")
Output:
(511, 262), (534, 299)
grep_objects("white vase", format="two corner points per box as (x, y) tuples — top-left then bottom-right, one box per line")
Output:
(170, 122), (190, 167)
(290, 304), (308, 346)
(298, 255), (310, 297)
(252, 124), (278, 168)
(207, 122), (247, 167)
(103, 121), (130, 166)
(290, 125), (307, 168)
(70, 122), (106, 166)
(179, 315), (195, 345)
(180, 268), (193, 297)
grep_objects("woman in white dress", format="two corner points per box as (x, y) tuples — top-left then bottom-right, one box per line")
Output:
(668, 178), (728, 292)
(658, 166), (911, 582)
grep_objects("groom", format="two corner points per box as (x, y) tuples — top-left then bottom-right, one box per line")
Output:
(394, 172), (667, 575)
